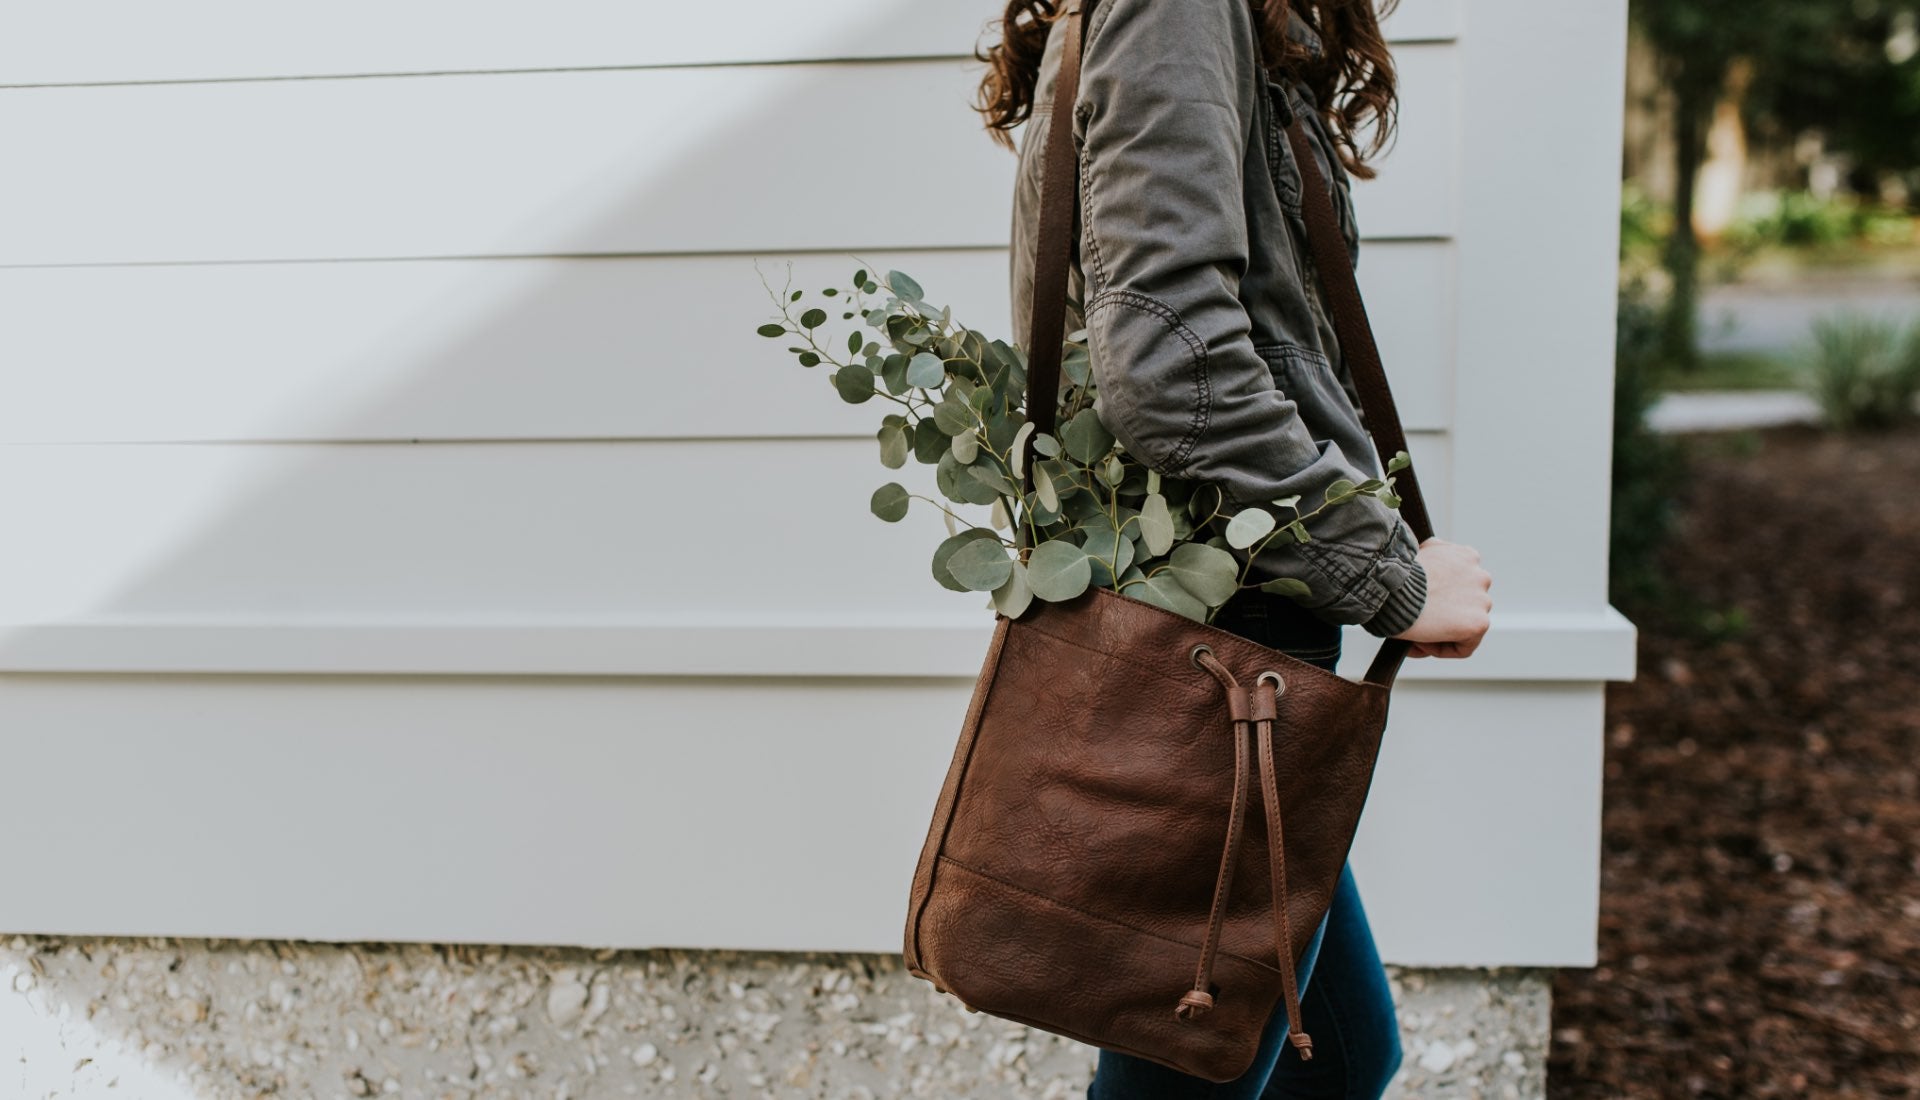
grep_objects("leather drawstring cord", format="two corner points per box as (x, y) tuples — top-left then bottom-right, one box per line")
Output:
(1179, 646), (1315, 1061)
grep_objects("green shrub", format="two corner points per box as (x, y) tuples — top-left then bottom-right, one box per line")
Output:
(1609, 280), (1691, 611)
(1800, 311), (1920, 432)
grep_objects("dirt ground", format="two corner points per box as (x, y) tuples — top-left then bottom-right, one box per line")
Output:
(1547, 424), (1920, 1098)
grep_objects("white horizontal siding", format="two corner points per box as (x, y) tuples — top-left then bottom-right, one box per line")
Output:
(0, 46), (1457, 267)
(0, 669), (1596, 966)
(0, 0), (1633, 968)
(0, 243), (1454, 443)
(0, 434), (1452, 625)
(0, 1), (1461, 86)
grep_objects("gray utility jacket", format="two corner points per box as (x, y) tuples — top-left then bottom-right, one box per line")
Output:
(1008, 0), (1429, 638)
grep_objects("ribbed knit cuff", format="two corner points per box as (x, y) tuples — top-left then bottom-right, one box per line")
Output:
(1360, 560), (1428, 638)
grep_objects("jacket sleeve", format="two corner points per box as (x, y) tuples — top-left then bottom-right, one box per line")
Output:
(1074, 0), (1427, 637)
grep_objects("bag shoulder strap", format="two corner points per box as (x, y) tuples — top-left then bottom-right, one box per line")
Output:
(1021, 2), (1428, 685)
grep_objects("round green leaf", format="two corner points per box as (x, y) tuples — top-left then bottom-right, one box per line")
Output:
(757, 323), (786, 338)
(933, 397), (975, 436)
(948, 538), (1014, 592)
(1060, 408), (1116, 465)
(878, 424), (908, 469)
(906, 351), (946, 388)
(887, 270), (925, 300)
(1168, 542), (1241, 606)
(870, 482), (910, 522)
(832, 364), (875, 403)
(1125, 571), (1209, 622)
(1324, 478), (1357, 503)
(951, 430), (979, 464)
(1139, 493), (1176, 557)
(1032, 432), (1062, 458)
(800, 308), (828, 329)
(798, 351), (820, 368)
(932, 528), (1001, 592)
(1225, 506), (1277, 549)
(1026, 539), (1093, 602)
(912, 418), (948, 463)
(991, 560), (1034, 618)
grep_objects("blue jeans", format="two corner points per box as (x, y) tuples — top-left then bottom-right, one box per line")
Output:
(1087, 589), (1404, 1099)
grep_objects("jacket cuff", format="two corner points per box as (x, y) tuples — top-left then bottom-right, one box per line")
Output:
(1360, 559), (1428, 638)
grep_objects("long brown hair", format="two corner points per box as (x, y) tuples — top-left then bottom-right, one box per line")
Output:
(974, 0), (1399, 180)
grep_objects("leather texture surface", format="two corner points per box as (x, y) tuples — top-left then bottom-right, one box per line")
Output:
(903, 585), (1392, 1081)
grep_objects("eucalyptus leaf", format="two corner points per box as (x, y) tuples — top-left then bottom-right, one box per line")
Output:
(1032, 432), (1062, 458)
(947, 537), (1015, 592)
(991, 560), (1034, 617)
(951, 430), (979, 464)
(756, 323), (786, 338)
(1225, 507), (1277, 549)
(1126, 571), (1209, 622)
(1035, 466), (1060, 512)
(1387, 450), (1411, 473)
(1082, 527), (1137, 587)
(800, 308), (828, 329)
(1026, 539), (1093, 602)
(1259, 576), (1314, 598)
(1168, 542), (1241, 606)
(912, 418), (948, 463)
(1325, 478), (1356, 502)
(967, 461), (1017, 497)
(881, 353), (910, 395)
(906, 351), (946, 388)
(1379, 490), (1402, 507)
(931, 527), (1001, 591)
(1060, 408), (1116, 465)
(932, 396), (975, 436)
(832, 364), (875, 403)
(1009, 421), (1036, 478)
(870, 482), (910, 522)
(887, 270), (925, 300)
(878, 424), (908, 469)
(990, 497), (1011, 531)
(1139, 493), (1176, 556)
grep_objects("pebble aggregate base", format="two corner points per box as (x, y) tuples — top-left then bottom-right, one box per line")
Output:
(2, 936), (1548, 1099)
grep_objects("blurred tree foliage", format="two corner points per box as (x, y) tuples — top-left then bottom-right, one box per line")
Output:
(1632, 0), (1920, 365)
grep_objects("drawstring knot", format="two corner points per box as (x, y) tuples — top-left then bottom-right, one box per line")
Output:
(1178, 646), (1313, 1061)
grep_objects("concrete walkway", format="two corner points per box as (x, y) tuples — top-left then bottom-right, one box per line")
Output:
(1645, 388), (1822, 433)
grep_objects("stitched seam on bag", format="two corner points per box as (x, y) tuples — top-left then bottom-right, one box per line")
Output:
(937, 854), (1284, 979)
(1084, 288), (1212, 469)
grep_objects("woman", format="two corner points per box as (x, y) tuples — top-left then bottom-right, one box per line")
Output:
(977, 0), (1495, 1095)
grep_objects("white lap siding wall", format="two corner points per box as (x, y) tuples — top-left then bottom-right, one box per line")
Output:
(0, 0), (1628, 968)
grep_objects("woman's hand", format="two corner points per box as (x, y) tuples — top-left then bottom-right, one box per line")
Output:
(1396, 537), (1492, 658)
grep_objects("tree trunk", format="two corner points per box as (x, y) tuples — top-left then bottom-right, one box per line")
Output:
(1662, 80), (1710, 369)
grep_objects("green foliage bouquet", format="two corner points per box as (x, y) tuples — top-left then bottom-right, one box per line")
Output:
(756, 265), (1408, 625)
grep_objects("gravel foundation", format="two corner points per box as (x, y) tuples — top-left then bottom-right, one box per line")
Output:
(2, 936), (1548, 1098)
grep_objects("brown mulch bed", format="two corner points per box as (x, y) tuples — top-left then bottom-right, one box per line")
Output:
(1547, 424), (1920, 1098)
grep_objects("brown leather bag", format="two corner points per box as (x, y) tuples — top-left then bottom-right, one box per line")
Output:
(901, 0), (1437, 1083)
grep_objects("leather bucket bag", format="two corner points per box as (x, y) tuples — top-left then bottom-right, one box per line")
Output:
(901, 0), (1436, 1083)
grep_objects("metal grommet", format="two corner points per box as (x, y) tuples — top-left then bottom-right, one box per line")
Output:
(1256, 670), (1286, 695)
(1189, 643), (1214, 669)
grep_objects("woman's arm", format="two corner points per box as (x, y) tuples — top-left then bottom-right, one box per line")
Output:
(1074, 0), (1426, 635)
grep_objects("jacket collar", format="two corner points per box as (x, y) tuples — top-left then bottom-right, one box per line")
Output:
(1284, 7), (1325, 62)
